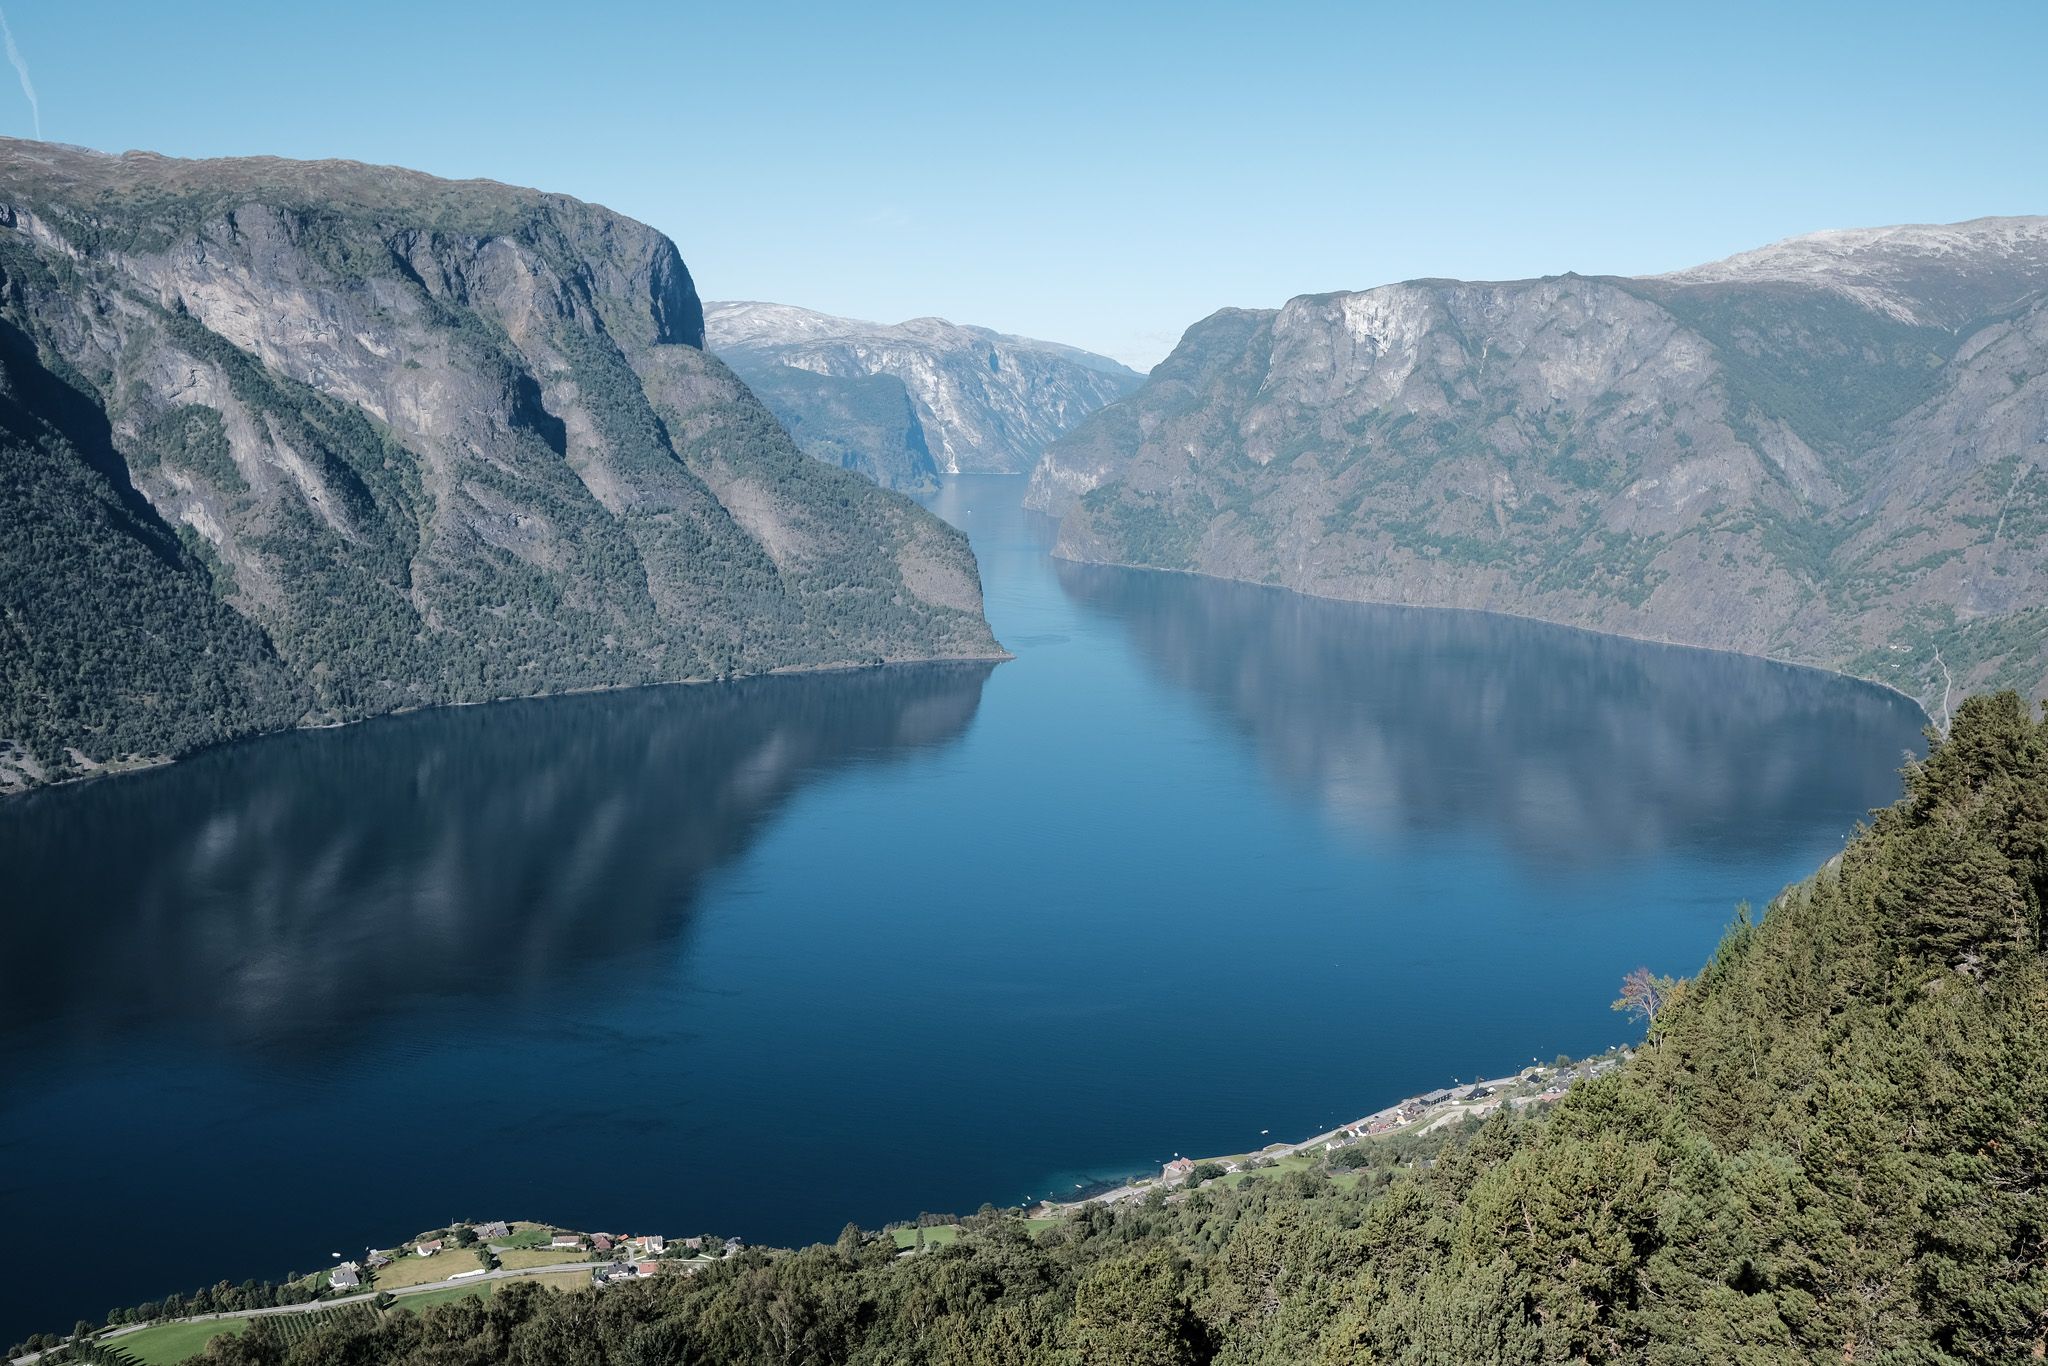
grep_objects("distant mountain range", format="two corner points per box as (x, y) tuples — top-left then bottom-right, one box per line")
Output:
(0, 141), (1000, 793)
(1032, 216), (2048, 711)
(707, 301), (1142, 490)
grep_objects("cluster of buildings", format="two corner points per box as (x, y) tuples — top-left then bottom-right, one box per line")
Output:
(1341, 1078), (1505, 1138)
(592, 1260), (661, 1285)
(1137, 1055), (1639, 1195)
(284, 1219), (760, 1306)
(312, 1219), (755, 1305)
(399, 1222), (710, 1260)
(1338, 1058), (1627, 1142)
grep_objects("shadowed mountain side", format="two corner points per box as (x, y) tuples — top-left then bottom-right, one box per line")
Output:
(1054, 559), (1926, 864)
(730, 363), (942, 492)
(0, 140), (999, 792)
(0, 663), (992, 1055)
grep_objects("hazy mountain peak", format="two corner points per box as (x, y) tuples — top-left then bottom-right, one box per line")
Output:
(705, 300), (1137, 372)
(704, 299), (1143, 482)
(1669, 215), (2048, 278)
(1657, 214), (2048, 325)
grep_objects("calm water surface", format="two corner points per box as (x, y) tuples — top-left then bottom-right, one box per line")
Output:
(0, 475), (1926, 1338)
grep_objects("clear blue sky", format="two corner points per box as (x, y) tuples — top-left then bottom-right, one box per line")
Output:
(4, 1), (2044, 367)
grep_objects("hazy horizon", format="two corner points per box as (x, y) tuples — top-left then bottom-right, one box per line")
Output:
(5, 0), (2045, 367)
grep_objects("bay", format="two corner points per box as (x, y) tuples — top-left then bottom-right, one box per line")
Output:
(0, 475), (1926, 1340)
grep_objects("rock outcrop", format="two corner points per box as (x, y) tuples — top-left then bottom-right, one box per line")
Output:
(706, 300), (1142, 487)
(1036, 217), (2048, 710)
(0, 140), (1001, 791)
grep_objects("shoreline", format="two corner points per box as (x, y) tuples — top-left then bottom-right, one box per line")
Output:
(7, 1050), (1633, 1359)
(1046, 544), (1939, 722)
(1020, 1048), (1631, 1219)
(0, 650), (1013, 801)
(5, 1224), (738, 1364)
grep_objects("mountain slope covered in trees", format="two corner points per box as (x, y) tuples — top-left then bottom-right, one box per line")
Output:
(0, 141), (1000, 792)
(99, 693), (2045, 1364)
(1034, 218), (2048, 714)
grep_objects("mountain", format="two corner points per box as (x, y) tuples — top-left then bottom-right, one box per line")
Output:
(734, 361), (941, 492)
(42, 692), (2046, 1361)
(705, 300), (1143, 488)
(1032, 217), (2048, 712)
(0, 140), (1001, 793)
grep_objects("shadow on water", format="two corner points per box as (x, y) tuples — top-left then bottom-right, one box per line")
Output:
(0, 663), (994, 1060)
(0, 476), (1939, 1344)
(1053, 559), (1929, 865)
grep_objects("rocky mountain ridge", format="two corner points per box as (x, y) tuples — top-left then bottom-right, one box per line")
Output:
(1033, 216), (2048, 711)
(0, 140), (1001, 792)
(706, 300), (1141, 488)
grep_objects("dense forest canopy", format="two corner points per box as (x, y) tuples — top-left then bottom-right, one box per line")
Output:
(24, 692), (2037, 1364)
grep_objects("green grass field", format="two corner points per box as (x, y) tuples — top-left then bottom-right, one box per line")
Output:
(495, 1247), (579, 1270)
(496, 1226), (556, 1250)
(887, 1216), (1104, 1248)
(526, 1271), (593, 1294)
(392, 1269), (590, 1310)
(889, 1225), (961, 1249)
(86, 1268), (602, 1365)
(371, 1251), (485, 1290)
(101, 1316), (250, 1364)
(388, 1281), (495, 1311)
(1215, 1153), (1318, 1188)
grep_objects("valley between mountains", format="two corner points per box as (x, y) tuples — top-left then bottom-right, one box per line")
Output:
(11, 133), (2043, 794)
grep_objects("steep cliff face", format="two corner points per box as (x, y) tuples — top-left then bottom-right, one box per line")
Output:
(0, 140), (1000, 792)
(1039, 218), (2048, 709)
(735, 362), (941, 492)
(705, 300), (1142, 483)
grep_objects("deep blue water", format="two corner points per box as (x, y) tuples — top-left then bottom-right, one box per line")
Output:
(0, 475), (1926, 1340)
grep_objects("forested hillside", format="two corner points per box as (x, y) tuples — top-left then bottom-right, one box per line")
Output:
(0, 141), (1000, 792)
(89, 693), (2041, 1364)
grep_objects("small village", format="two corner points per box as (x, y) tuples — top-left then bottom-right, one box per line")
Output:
(321, 1219), (745, 1298)
(8, 1223), (747, 1366)
(11, 1052), (1627, 1365)
(1032, 1049), (1631, 1218)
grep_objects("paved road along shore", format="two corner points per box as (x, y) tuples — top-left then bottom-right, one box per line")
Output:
(10, 1261), (597, 1365)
